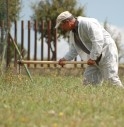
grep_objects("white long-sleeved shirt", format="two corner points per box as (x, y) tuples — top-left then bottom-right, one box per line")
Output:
(64, 16), (112, 61)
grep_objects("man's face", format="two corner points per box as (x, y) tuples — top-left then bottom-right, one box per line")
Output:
(59, 20), (72, 32)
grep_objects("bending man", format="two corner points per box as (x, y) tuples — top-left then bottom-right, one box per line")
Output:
(55, 11), (123, 87)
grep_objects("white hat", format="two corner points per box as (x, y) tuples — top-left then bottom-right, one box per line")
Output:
(55, 11), (72, 29)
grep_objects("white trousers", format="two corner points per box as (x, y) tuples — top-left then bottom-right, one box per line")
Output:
(83, 65), (123, 87)
(83, 42), (123, 87)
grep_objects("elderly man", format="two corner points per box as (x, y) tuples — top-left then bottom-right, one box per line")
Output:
(55, 11), (123, 87)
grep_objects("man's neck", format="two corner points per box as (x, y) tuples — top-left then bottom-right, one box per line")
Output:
(72, 19), (78, 32)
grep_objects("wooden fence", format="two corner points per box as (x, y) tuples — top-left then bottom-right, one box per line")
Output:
(6, 20), (57, 67)
(1, 20), (83, 68)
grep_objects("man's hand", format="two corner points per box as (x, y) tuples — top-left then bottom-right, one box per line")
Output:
(87, 59), (96, 65)
(58, 58), (67, 67)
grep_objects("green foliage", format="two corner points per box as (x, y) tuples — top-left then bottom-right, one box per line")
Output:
(0, 73), (124, 127)
(0, 0), (21, 22)
(31, 0), (85, 36)
(8, 0), (21, 21)
(0, 0), (22, 59)
(31, 0), (85, 22)
(31, 0), (85, 60)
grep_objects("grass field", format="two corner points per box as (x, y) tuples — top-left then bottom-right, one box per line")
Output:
(0, 71), (124, 127)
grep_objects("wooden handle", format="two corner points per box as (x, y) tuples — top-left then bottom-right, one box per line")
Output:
(18, 60), (87, 64)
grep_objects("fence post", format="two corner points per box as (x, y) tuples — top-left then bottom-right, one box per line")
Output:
(54, 27), (57, 67)
(6, 21), (11, 67)
(21, 20), (24, 57)
(47, 20), (51, 67)
(14, 20), (17, 68)
(34, 20), (37, 68)
(27, 20), (31, 67)
(74, 57), (77, 68)
(41, 20), (44, 67)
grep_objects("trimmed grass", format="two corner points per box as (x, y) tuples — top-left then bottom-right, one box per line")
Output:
(0, 73), (124, 127)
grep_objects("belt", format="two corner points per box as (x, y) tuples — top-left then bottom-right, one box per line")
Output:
(95, 54), (102, 65)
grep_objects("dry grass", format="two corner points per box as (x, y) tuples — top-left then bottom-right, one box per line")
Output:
(0, 70), (124, 127)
